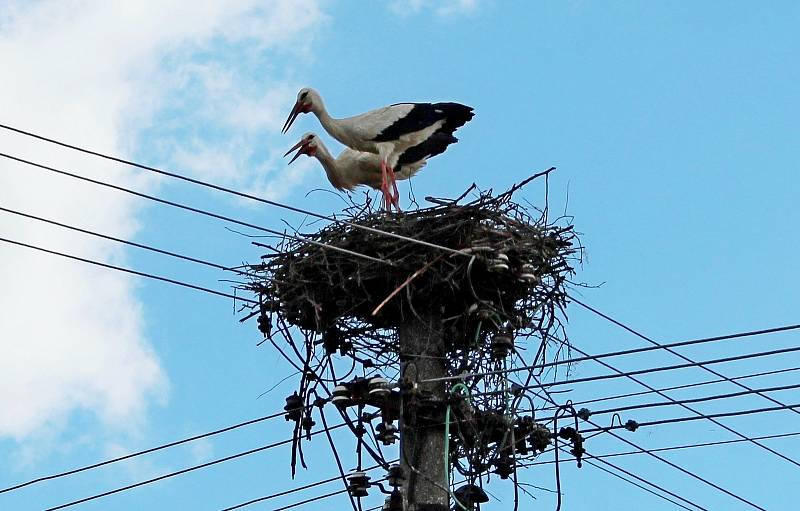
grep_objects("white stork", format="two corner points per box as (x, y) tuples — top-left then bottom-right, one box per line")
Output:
(281, 88), (474, 210)
(284, 132), (459, 210)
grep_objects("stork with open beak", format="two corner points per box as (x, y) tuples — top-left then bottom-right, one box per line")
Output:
(282, 88), (474, 211)
(284, 132), (458, 211)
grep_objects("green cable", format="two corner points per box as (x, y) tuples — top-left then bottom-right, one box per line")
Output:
(446, 383), (472, 511)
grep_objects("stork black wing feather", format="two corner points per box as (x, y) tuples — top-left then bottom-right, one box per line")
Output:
(397, 132), (459, 167)
(372, 102), (474, 142)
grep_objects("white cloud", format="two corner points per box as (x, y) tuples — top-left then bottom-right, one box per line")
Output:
(391, 0), (479, 17)
(0, 0), (324, 443)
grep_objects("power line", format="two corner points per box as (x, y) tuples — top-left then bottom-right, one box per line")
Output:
(587, 421), (766, 510)
(536, 379), (765, 511)
(583, 401), (800, 436)
(0, 236), (257, 304)
(0, 407), (313, 494)
(421, 322), (800, 384)
(522, 430), (800, 468)
(220, 462), (395, 511)
(272, 488), (348, 511)
(569, 298), (800, 470)
(0, 123), (470, 256)
(536, 365), (800, 412)
(0, 205), (254, 276)
(260, 478), (387, 511)
(587, 381), (800, 418)
(0, 151), (391, 266)
(568, 340), (800, 470)
(575, 449), (703, 511)
(41, 423), (347, 511)
(572, 298), (800, 422)
(474, 343), (800, 395)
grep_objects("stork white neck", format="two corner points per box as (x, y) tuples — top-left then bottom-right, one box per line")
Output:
(307, 91), (351, 146)
(310, 140), (346, 190)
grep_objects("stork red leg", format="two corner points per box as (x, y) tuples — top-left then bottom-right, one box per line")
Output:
(386, 165), (401, 212)
(380, 159), (392, 211)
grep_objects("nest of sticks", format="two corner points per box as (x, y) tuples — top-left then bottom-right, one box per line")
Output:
(243, 170), (580, 370)
(238, 169), (583, 487)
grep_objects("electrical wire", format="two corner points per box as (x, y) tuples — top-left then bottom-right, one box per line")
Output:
(536, 365), (800, 413)
(40, 423), (346, 511)
(534, 378), (759, 511)
(521, 430), (800, 468)
(0, 407), (313, 494)
(586, 381), (800, 418)
(567, 343), (800, 470)
(583, 401), (800, 435)
(219, 462), (393, 511)
(271, 488), (349, 511)
(0, 236), (257, 304)
(580, 453), (703, 511)
(0, 151), (391, 266)
(420, 322), (800, 384)
(474, 343), (800, 395)
(0, 205), (256, 276)
(0, 122), (470, 256)
(530, 392), (705, 511)
(572, 298), (800, 422)
(587, 416), (767, 511)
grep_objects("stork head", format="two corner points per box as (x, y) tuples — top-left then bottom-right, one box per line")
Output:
(282, 88), (320, 134)
(283, 132), (320, 164)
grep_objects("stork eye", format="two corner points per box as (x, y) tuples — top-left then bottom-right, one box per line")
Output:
(300, 91), (308, 100)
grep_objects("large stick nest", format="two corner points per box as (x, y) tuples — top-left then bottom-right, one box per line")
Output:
(237, 171), (584, 489)
(243, 171), (580, 368)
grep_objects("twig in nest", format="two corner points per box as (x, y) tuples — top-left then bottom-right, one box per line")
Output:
(371, 254), (444, 316)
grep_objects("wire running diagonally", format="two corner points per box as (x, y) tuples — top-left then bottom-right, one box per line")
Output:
(567, 446), (703, 511)
(472, 344), (800, 396)
(570, 299), (800, 470)
(568, 343), (800, 470)
(419, 322), (800, 384)
(535, 378), (763, 511)
(573, 297), (800, 421)
(219, 463), (392, 511)
(0, 205), (256, 277)
(535, 365), (800, 412)
(522, 430), (800, 468)
(41, 423), (347, 511)
(0, 123), (469, 256)
(587, 381), (800, 418)
(0, 407), (311, 494)
(0, 236), (256, 304)
(0, 151), (390, 266)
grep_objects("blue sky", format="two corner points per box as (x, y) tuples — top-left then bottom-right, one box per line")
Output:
(1, 1), (799, 510)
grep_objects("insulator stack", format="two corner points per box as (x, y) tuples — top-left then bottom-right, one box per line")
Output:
(490, 329), (514, 359)
(518, 263), (537, 283)
(346, 470), (371, 497)
(488, 252), (509, 272)
(375, 421), (399, 445)
(453, 484), (489, 510)
(331, 385), (351, 408)
(368, 377), (391, 399)
(283, 393), (303, 422)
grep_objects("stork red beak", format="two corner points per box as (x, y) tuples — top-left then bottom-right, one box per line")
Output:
(284, 138), (310, 165)
(282, 101), (302, 134)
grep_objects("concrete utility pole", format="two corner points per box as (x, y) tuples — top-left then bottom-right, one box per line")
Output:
(399, 311), (449, 511)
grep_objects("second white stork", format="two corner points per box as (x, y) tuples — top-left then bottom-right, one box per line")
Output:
(281, 88), (474, 210)
(284, 131), (459, 210)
